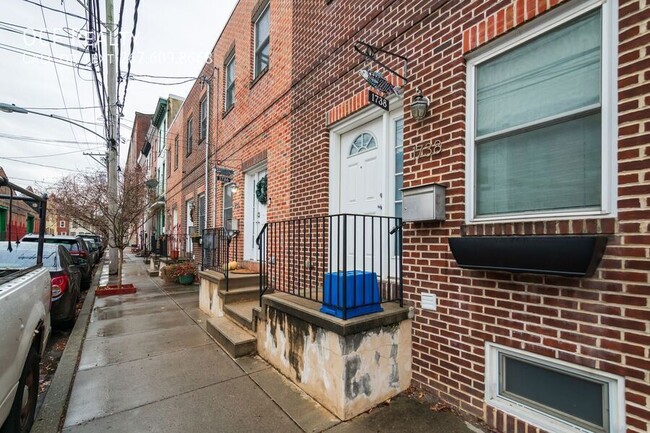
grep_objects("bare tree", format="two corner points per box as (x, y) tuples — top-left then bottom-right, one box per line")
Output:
(51, 168), (151, 288)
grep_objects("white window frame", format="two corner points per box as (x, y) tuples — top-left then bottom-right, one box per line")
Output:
(59, 221), (66, 228)
(253, 2), (270, 78)
(485, 343), (625, 433)
(186, 117), (193, 156)
(465, 0), (618, 224)
(225, 54), (235, 111)
(223, 183), (234, 230)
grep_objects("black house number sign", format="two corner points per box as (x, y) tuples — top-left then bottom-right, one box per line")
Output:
(369, 90), (389, 111)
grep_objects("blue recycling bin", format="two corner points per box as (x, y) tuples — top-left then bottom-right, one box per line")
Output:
(320, 270), (383, 319)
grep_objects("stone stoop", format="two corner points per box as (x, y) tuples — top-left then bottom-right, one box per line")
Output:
(200, 270), (268, 358)
(206, 316), (257, 358)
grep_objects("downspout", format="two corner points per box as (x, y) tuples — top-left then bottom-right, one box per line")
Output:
(204, 76), (210, 235)
(211, 68), (219, 228)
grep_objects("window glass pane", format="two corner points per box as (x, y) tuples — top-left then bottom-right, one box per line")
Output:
(349, 133), (377, 156)
(477, 10), (601, 137)
(395, 174), (403, 201)
(394, 202), (402, 219)
(502, 355), (606, 429)
(223, 184), (234, 228)
(476, 114), (600, 216)
(226, 58), (235, 86)
(256, 43), (269, 75)
(256, 7), (269, 48)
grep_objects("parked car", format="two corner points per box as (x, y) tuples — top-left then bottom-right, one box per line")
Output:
(82, 234), (104, 255)
(22, 235), (92, 290)
(0, 242), (81, 327)
(80, 235), (102, 264)
(75, 236), (97, 267)
(0, 178), (50, 433)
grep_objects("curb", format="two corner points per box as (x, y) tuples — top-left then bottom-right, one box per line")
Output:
(31, 259), (103, 433)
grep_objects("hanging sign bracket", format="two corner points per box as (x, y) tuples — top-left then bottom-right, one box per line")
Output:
(353, 40), (409, 84)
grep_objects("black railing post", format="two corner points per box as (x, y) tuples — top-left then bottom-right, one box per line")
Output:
(342, 214), (347, 320)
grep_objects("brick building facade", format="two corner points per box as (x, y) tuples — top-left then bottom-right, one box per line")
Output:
(167, 0), (649, 431)
(0, 167), (41, 241)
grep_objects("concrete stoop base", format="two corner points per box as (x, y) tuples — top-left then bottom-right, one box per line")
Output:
(257, 293), (412, 421)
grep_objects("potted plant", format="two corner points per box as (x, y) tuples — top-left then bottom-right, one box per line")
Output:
(171, 261), (197, 285)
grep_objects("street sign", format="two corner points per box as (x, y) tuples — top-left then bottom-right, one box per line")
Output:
(369, 90), (389, 111)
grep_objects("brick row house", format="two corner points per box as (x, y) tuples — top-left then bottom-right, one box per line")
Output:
(0, 167), (42, 240)
(144, 0), (649, 431)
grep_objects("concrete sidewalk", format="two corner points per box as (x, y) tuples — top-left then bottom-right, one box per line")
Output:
(61, 253), (479, 433)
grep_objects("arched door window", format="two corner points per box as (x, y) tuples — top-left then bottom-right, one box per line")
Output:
(349, 132), (377, 157)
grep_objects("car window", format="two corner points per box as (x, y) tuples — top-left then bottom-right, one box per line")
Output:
(22, 237), (81, 252)
(0, 243), (59, 270)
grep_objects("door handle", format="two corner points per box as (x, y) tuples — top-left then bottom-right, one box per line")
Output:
(377, 204), (383, 210)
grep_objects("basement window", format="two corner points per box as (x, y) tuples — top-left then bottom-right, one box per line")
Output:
(486, 344), (624, 433)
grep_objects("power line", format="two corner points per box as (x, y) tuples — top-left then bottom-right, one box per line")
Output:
(129, 73), (197, 79)
(2, 149), (91, 158)
(120, 0), (141, 109)
(0, 42), (92, 71)
(22, 0), (89, 22)
(129, 77), (196, 86)
(4, 176), (56, 185)
(0, 132), (104, 147)
(0, 20), (77, 40)
(0, 25), (84, 51)
(0, 156), (79, 172)
(20, 104), (102, 110)
(38, 0), (82, 152)
(62, 0), (95, 151)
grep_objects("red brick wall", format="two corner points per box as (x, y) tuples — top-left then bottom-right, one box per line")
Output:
(286, 0), (650, 432)
(190, 0), (295, 262)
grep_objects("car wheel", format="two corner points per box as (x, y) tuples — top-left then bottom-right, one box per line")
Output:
(0, 346), (39, 433)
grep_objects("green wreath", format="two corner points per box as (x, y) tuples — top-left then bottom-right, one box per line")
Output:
(256, 175), (267, 205)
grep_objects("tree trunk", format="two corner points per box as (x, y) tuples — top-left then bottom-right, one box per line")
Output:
(117, 248), (123, 289)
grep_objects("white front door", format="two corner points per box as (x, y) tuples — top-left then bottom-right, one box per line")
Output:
(244, 168), (267, 261)
(338, 116), (385, 271)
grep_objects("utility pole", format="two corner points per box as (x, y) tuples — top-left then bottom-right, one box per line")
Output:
(106, 0), (119, 275)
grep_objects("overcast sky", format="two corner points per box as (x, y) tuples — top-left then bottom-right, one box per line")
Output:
(0, 0), (238, 190)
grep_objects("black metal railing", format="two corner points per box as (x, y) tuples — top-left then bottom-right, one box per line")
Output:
(202, 228), (239, 291)
(158, 233), (194, 260)
(256, 214), (403, 320)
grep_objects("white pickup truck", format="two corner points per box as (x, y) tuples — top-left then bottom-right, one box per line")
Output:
(0, 176), (51, 433)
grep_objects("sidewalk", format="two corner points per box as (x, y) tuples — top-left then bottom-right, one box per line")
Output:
(60, 253), (479, 433)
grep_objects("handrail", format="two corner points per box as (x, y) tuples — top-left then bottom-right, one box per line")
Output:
(255, 223), (268, 247)
(257, 223), (268, 305)
(256, 214), (403, 316)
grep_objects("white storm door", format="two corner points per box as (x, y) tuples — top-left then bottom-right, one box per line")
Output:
(244, 168), (268, 261)
(339, 117), (384, 271)
(186, 200), (194, 254)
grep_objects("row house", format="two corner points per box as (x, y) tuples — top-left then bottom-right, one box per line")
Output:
(0, 167), (41, 240)
(164, 0), (649, 432)
(125, 111), (153, 249)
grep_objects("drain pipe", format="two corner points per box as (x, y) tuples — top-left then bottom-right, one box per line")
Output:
(202, 73), (211, 235)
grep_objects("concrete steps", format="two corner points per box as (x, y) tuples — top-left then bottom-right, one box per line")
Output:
(204, 277), (264, 358)
(224, 299), (259, 331)
(206, 316), (257, 358)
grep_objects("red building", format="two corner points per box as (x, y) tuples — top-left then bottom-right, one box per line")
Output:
(0, 167), (41, 241)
